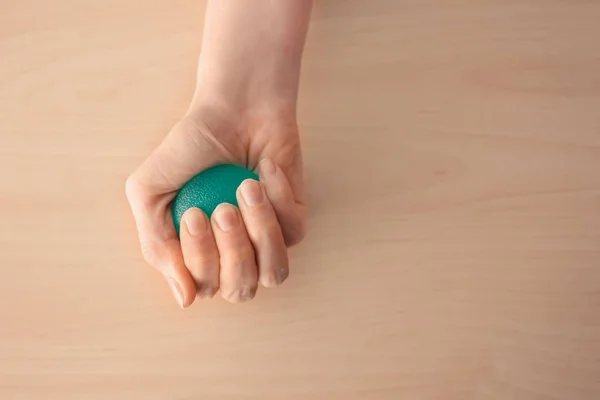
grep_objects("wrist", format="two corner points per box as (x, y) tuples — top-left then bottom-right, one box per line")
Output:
(196, 47), (301, 107)
(192, 57), (300, 123)
(191, 0), (312, 117)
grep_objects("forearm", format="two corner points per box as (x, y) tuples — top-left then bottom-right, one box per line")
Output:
(194, 0), (313, 112)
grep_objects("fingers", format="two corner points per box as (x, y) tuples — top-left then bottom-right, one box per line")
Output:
(237, 179), (289, 287)
(124, 117), (226, 308)
(211, 203), (258, 303)
(126, 117), (305, 308)
(125, 177), (197, 308)
(258, 159), (307, 247)
(180, 208), (220, 299)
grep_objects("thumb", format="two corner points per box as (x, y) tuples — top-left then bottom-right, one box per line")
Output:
(125, 176), (197, 308)
(258, 158), (307, 247)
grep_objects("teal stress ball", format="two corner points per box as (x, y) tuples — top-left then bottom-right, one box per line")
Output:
(171, 164), (259, 235)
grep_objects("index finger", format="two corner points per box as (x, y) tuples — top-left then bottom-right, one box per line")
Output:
(125, 176), (197, 308)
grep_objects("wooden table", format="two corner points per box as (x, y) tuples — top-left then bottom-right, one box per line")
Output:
(1, 1), (599, 398)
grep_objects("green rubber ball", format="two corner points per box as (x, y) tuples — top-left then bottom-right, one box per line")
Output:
(171, 164), (259, 236)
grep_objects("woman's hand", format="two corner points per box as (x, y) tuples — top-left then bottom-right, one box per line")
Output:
(125, 0), (312, 307)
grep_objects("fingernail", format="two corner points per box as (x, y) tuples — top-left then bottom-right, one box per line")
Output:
(240, 179), (263, 207)
(185, 208), (207, 236)
(259, 159), (276, 176)
(276, 269), (289, 285)
(214, 204), (239, 232)
(167, 278), (184, 308)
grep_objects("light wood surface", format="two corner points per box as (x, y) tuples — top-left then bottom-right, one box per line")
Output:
(1, 1), (599, 399)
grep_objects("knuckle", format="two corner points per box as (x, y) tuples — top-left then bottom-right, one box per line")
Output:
(124, 175), (139, 202)
(195, 235), (218, 253)
(255, 221), (283, 243)
(223, 248), (256, 268)
(140, 240), (160, 267)
(125, 174), (147, 205)
(185, 251), (218, 270)
(184, 235), (218, 261)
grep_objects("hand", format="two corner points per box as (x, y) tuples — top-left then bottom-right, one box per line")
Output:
(125, 98), (307, 307)
(126, 0), (312, 307)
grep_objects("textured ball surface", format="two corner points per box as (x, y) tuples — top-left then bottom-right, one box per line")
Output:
(171, 164), (259, 235)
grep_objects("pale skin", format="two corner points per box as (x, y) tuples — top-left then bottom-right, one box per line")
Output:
(125, 0), (313, 307)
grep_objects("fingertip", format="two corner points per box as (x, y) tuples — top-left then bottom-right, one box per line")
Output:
(258, 159), (292, 201)
(182, 207), (209, 237)
(284, 203), (307, 246)
(167, 274), (196, 308)
(180, 281), (196, 308)
(180, 208), (220, 300)
(237, 179), (264, 208)
(257, 159), (307, 247)
(258, 158), (277, 177)
(211, 203), (258, 304)
(260, 267), (289, 288)
(159, 238), (197, 308)
(212, 203), (240, 232)
(222, 285), (257, 303)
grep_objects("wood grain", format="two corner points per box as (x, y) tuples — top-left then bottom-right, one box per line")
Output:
(1, 0), (599, 399)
